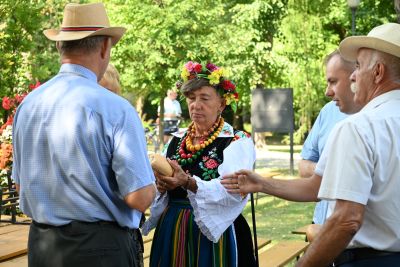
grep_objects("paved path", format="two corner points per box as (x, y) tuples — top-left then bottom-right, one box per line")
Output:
(255, 147), (301, 171)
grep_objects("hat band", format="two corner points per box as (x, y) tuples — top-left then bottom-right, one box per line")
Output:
(61, 26), (105, 32)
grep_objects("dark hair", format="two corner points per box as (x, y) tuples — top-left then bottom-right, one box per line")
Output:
(324, 49), (355, 72)
(58, 35), (109, 55)
(180, 77), (217, 97)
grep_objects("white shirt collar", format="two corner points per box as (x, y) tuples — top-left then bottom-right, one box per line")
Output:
(361, 89), (400, 113)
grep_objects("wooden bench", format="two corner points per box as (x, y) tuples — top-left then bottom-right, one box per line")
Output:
(0, 254), (27, 267)
(291, 224), (310, 235)
(0, 224), (30, 262)
(259, 240), (309, 267)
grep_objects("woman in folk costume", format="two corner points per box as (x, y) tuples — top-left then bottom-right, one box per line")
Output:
(142, 61), (256, 267)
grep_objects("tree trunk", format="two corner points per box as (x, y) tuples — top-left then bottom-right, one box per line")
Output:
(395, 0), (400, 22)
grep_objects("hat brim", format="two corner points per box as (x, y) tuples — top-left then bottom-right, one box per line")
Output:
(339, 36), (400, 61)
(43, 27), (126, 46)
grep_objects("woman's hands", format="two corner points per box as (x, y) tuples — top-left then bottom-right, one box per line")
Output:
(221, 169), (264, 195)
(155, 159), (190, 192)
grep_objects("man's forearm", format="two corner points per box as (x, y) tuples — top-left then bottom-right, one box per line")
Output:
(260, 174), (321, 202)
(296, 200), (364, 267)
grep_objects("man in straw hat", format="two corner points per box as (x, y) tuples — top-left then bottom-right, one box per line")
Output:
(295, 22), (400, 266)
(11, 3), (156, 267)
(222, 22), (400, 266)
(222, 50), (361, 242)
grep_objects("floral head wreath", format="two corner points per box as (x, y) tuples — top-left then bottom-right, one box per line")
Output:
(176, 61), (239, 112)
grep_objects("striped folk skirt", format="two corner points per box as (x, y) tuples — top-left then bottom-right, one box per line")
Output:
(150, 198), (238, 267)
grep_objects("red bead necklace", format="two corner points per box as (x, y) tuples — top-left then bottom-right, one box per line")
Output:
(174, 117), (224, 165)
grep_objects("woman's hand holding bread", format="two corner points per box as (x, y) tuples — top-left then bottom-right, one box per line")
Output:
(150, 154), (194, 192)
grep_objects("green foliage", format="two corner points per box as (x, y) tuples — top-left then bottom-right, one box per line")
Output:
(273, 5), (337, 143)
(274, 0), (396, 143)
(0, 0), (79, 121)
(0, 0), (398, 142)
(105, 0), (286, 127)
(0, 1), (43, 95)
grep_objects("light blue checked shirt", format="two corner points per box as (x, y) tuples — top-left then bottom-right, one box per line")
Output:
(12, 64), (155, 229)
(301, 101), (348, 224)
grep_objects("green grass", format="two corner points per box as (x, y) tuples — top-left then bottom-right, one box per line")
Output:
(243, 195), (314, 243)
(242, 167), (315, 244)
(242, 189), (314, 266)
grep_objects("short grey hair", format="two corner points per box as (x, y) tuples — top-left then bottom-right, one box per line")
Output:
(367, 49), (400, 78)
(57, 35), (109, 55)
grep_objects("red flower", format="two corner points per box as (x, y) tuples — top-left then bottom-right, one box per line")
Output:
(15, 94), (25, 104)
(233, 92), (239, 99)
(2, 97), (15, 110)
(204, 158), (219, 169)
(193, 63), (202, 73)
(29, 81), (41, 90)
(221, 80), (236, 91)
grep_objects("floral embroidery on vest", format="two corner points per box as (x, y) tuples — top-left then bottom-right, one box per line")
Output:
(199, 147), (222, 181)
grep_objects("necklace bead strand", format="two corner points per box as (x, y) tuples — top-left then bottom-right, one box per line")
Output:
(174, 118), (224, 166)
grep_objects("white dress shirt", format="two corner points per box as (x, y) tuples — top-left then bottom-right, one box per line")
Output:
(316, 90), (400, 251)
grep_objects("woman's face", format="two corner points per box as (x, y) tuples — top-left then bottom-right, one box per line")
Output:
(186, 86), (225, 128)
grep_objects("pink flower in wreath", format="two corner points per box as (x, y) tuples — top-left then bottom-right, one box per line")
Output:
(204, 158), (219, 169)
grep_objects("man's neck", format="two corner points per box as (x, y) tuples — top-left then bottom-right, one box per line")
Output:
(61, 55), (102, 81)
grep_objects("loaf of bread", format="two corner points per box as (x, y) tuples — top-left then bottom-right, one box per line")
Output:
(150, 153), (174, 176)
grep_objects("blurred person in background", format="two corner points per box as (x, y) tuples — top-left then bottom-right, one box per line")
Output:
(99, 63), (121, 95)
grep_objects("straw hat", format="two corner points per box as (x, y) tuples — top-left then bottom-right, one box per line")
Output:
(43, 3), (126, 45)
(340, 23), (400, 61)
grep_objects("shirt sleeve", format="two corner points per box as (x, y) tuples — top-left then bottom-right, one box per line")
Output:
(187, 136), (256, 242)
(301, 112), (323, 162)
(112, 106), (155, 197)
(317, 120), (373, 205)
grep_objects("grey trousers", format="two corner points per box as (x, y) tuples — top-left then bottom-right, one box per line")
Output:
(28, 220), (143, 267)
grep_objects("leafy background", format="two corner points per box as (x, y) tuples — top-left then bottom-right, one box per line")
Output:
(0, 0), (398, 142)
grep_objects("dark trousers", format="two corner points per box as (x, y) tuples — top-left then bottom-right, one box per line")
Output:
(333, 248), (400, 267)
(28, 221), (143, 267)
(339, 254), (400, 267)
